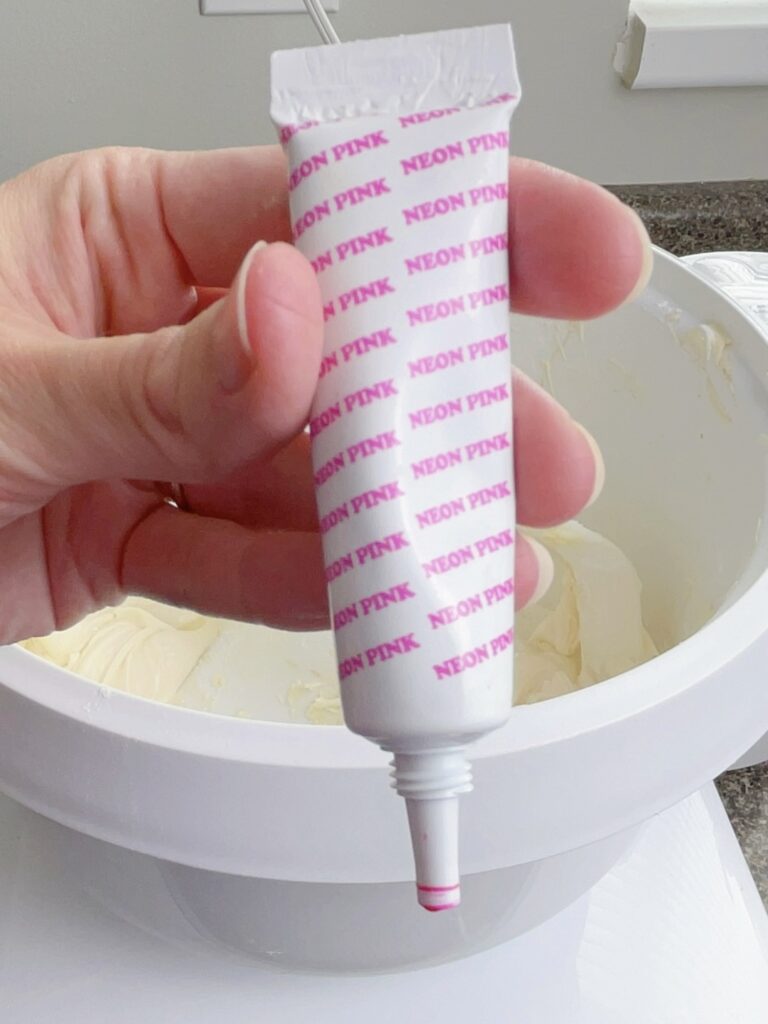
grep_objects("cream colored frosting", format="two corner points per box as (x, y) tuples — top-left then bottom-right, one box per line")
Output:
(21, 598), (220, 704)
(514, 521), (657, 705)
(21, 522), (657, 720)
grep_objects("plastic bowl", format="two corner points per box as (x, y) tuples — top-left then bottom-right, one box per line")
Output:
(2, 248), (768, 971)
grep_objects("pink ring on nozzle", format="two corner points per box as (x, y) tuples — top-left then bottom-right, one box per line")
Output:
(417, 883), (462, 912)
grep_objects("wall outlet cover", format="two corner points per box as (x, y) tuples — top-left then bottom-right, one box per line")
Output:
(201, 1), (339, 13)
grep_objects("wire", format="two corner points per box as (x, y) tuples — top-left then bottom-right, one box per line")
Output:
(303, 0), (340, 45)
(304, 0), (339, 43)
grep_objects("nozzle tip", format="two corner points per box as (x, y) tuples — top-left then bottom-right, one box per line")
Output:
(392, 751), (469, 912)
(417, 882), (461, 912)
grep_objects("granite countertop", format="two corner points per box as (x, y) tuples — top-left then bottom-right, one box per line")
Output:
(607, 180), (768, 256)
(718, 765), (768, 905)
(607, 178), (768, 904)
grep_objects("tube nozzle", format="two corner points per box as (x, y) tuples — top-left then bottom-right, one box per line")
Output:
(391, 749), (472, 912)
(407, 796), (461, 911)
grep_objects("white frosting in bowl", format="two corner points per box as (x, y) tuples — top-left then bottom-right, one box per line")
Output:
(20, 521), (658, 723)
(21, 599), (220, 704)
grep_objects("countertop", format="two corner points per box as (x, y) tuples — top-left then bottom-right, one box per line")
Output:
(608, 178), (768, 903)
(607, 180), (768, 256)
(718, 765), (768, 906)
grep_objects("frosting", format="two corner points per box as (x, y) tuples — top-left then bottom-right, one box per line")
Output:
(21, 521), (657, 720)
(21, 598), (219, 705)
(514, 522), (657, 705)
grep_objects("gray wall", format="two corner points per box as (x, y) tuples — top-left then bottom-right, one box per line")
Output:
(1, 0), (766, 184)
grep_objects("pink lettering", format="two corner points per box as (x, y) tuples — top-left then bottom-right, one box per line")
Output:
(401, 141), (465, 175)
(466, 382), (510, 412)
(416, 497), (466, 529)
(405, 244), (466, 276)
(411, 448), (462, 479)
(309, 402), (341, 438)
(408, 348), (464, 377)
(293, 199), (331, 240)
(365, 632), (421, 667)
(325, 553), (354, 583)
(351, 480), (404, 514)
(467, 284), (509, 311)
(323, 301), (335, 322)
(319, 502), (349, 535)
(469, 232), (508, 258)
(343, 378), (398, 413)
(399, 107), (460, 127)
(280, 121), (318, 144)
(465, 432), (511, 461)
(403, 192), (465, 225)
(319, 351), (338, 379)
(468, 333), (508, 361)
(289, 150), (329, 191)
(484, 577), (515, 606)
(469, 182), (508, 206)
(481, 92), (517, 107)
(314, 451), (345, 486)
(355, 531), (410, 566)
(334, 603), (359, 630)
(433, 643), (489, 680)
(339, 654), (364, 680)
(334, 177), (391, 212)
(467, 131), (509, 155)
(311, 250), (333, 274)
(467, 480), (512, 510)
(339, 277), (395, 312)
(422, 545), (475, 578)
(359, 581), (416, 616)
(490, 627), (514, 657)
(409, 397), (463, 429)
(341, 328), (397, 363)
(474, 529), (515, 559)
(336, 227), (393, 263)
(332, 131), (389, 162)
(347, 430), (400, 463)
(406, 296), (465, 326)
(428, 593), (483, 630)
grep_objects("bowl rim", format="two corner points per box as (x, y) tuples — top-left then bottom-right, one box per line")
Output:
(4, 246), (768, 771)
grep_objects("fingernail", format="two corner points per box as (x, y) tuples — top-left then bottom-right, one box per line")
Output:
(218, 241), (267, 394)
(574, 421), (605, 508)
(527, 536), (555, 605)
(235, 240), (268, 355)
(623, 209), (654, 305)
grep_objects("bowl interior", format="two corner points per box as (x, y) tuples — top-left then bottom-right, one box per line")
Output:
(7, 248), (768, 764)
(162, 251), (768, 727)
(514, 279), (768, 656)
(3, 250), (768, 896)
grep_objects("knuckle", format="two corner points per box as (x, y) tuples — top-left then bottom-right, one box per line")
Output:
(126, 328), (241, 481)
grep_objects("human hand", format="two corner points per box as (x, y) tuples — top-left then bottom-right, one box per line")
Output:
(0, 147), (650, 644)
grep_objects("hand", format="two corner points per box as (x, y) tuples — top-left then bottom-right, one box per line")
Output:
(0, 147), (650, 644)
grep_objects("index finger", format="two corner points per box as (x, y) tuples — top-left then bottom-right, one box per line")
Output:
(156, 149), (651, 315)
(157, 146), (293, 285)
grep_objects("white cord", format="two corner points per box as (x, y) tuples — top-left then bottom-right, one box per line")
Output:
(303, 0), (340, 44)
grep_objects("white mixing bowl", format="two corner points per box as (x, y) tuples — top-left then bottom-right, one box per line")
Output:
(2, 248), (768, 972)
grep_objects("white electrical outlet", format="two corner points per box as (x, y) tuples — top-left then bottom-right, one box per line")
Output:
(201, 0), (339, 13)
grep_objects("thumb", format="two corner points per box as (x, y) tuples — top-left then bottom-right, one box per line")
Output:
(13, 241), (323, 490)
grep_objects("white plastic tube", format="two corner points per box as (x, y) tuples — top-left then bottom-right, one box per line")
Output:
(272, 25), (520, 911)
